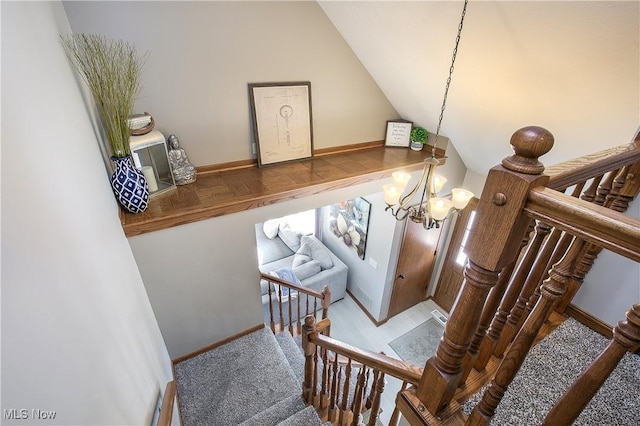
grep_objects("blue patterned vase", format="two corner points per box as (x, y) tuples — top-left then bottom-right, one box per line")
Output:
(110, 155), (149, 213)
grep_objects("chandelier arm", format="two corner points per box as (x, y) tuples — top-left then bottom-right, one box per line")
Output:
(397, 159), (432, 209)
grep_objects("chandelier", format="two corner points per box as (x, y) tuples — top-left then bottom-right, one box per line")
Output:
(384, 0), (473, 229)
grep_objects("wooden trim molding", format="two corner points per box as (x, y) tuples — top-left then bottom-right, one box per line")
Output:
(566, 303), (613, 340)
(122, 142), (447, 237)
(172, 323), (265, 364)
(157, 381), (176, 426)
(347, 289), (388, 327)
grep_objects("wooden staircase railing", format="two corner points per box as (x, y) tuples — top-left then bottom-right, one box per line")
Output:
(260, 272), (331, 336)
(397, 126), (640, 425)
(302, 315), (423, 426)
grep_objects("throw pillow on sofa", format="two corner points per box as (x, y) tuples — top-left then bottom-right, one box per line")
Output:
(278, 222), (303, 252)
(297, 235), (333, 270)
(293, 259), (322, 280)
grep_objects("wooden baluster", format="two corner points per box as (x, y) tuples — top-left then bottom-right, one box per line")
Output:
(467, 237), (588, 425)
(320, 344), (329, 410)
(366, 369), (379, 409)
(578, 173), (604, 203)
(278, 286), (285, 333)
(306, 294), (310, 317)
(557, 162), (640, 312)
(512, 182), (582, 320)
(296, 295), (302, 335)
(339, 359), (353, 425)
(313, 346), (319, 405)
(518, 229), (573, 329)
(322, 285), (331, 320)
(267, 280), (276, 333)
(367, 371), (385, 426)
(418, 127), (554, 415)
(389, 381), (409, 426)
(474, 223), (534, 370)
(463, 261), (516, 378)
(495, 220), (553, 355)
(472, 225), (532, 371)
(302, 316), (317, 404)
(288, 291), (294, 335)
(592, 168), (618, 205)
(329, 355), (340, 422)
(350, 366), (367, 426)
(314, 297), (318, 321)
(466, 261), (521, 374)
(543, 304), (640, 425)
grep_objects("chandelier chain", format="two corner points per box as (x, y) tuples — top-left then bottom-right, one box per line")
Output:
(432, 0), (469, 157)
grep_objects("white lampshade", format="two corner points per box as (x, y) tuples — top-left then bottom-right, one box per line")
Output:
(392, 171), (412, 190)
(429, 198), (453, 221)
(432, 175), (447, 193)
(383, 184), (401, 206)
(451, 188), (474, 210)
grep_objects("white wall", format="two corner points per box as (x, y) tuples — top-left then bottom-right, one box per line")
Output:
(128, 179), (397, 358)
(1, 2), (173, 424)
(320, 192), (404, 322)
(62, 0), (398, 166)
(319, 1), (639, 176)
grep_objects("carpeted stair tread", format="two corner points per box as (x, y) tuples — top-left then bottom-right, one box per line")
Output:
(238, 394), (306, 426)
(275, 332), (305, 384)
(174, 327), (300, 426)
(276, 405), (326, 426)
(462, 318), (640, 425)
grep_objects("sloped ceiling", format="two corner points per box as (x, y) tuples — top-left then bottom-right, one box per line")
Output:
(319, 1), (639, 176)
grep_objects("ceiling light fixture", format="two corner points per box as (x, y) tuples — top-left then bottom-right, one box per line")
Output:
(384, 0), (474, 229)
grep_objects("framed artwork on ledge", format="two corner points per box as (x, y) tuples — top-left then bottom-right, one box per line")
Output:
(385, 119), (413, 147)
(248, 81), (313, 167)
(328, 197), (372, 260)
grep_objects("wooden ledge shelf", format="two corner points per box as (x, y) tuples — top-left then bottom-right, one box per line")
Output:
(121, 142), (444, 237)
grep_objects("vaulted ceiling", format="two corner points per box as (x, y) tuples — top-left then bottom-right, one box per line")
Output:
(319, 1), (639, 176)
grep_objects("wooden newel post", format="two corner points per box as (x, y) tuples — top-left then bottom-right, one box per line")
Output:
(417, 126), (554, 415)
(302, 315), (317, 403)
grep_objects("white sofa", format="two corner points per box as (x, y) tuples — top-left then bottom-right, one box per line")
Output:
(255, 221), (348, 306)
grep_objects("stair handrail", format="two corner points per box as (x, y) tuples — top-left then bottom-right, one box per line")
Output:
(302, 316), (423, 387)
(525, 185), (640, 262)
(261, 273), (331, 335)
(260, 272), (327, 299)
(544, 132), (640, 191)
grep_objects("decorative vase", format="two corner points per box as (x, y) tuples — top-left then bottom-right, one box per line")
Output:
(110, 155), (149, 213)
(410, 142), (424, 151)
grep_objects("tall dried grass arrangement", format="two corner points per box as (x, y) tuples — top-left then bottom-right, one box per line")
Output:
(61, 33), (148, 158)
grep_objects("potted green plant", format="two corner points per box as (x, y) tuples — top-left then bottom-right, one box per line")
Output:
(410, 127), (429, 151)
(61, 33), (150, 213)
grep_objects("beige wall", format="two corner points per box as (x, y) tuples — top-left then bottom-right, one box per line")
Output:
(63, 1), (398, 166)
(2, 2), (174, 424)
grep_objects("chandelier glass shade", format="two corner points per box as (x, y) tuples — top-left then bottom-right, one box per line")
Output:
(383, 0), (473, 229)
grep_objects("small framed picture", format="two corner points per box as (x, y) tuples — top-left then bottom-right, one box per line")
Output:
(384, 120), (413, 147)
(248, 81), (313, 167)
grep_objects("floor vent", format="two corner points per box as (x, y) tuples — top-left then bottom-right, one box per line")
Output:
(431, 309), (448, 327)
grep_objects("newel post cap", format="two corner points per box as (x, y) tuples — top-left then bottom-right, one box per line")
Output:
(502, 126), (554, 174)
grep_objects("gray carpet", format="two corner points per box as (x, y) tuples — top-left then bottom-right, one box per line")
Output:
(388, 317), (445, 367)
(462, 318), (640, 425)
(174, 327), (325, 425)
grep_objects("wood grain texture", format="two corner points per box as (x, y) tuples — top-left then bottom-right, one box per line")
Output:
(122, 144), (444, 237)
(309, 332), (424, 386)
(525, 186), (640, 262)
(545, 139), (640, 191)
(157, 381), (176, 426)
